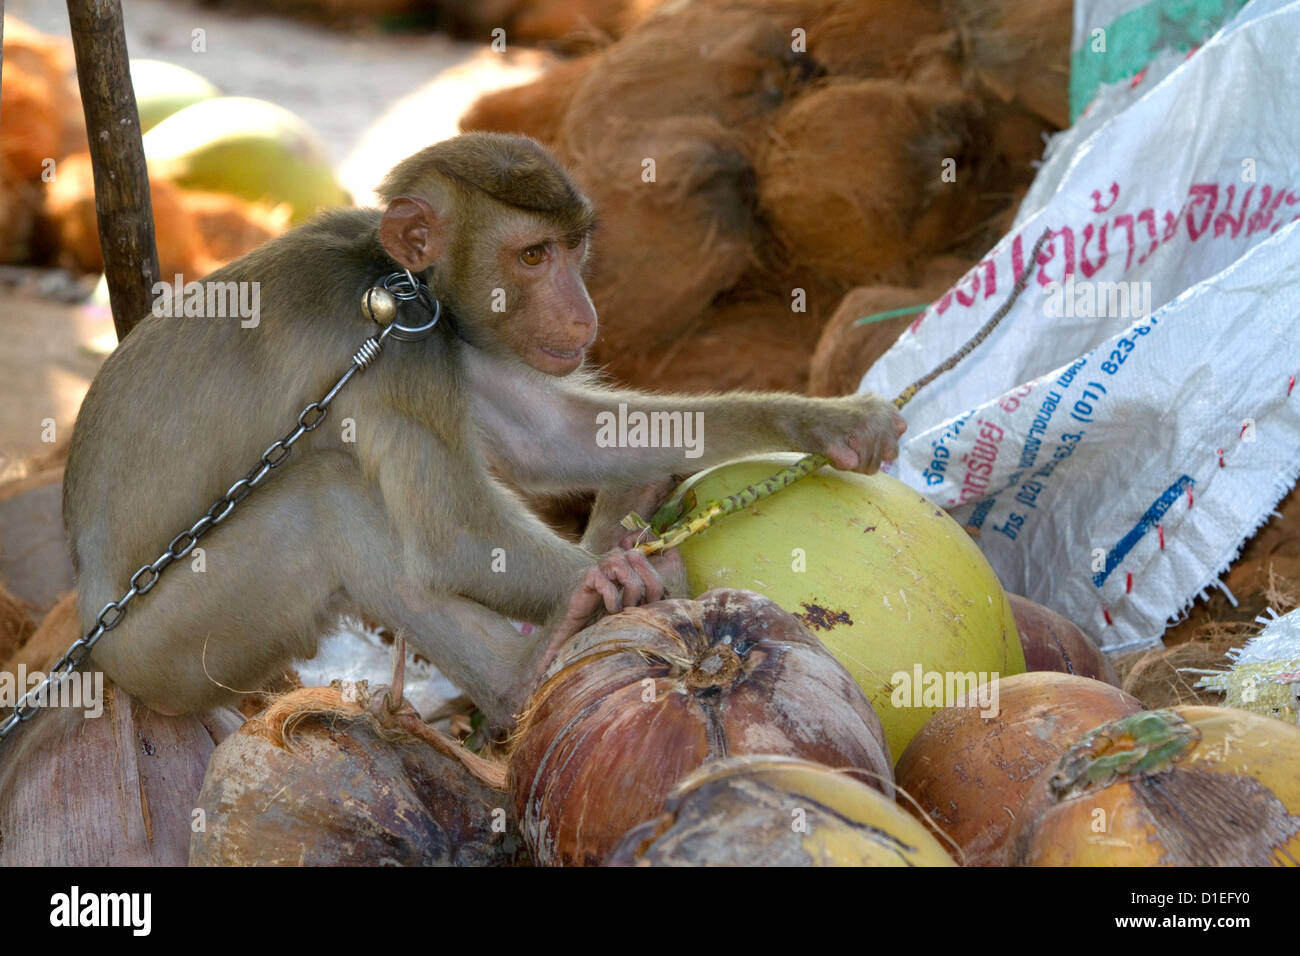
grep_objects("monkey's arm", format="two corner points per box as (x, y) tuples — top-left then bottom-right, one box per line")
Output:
(363, 412), (664, 623)
(467, 352), (905, 491)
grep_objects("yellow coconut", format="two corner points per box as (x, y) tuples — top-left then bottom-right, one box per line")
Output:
(606, 754), (956, 866)
(143, 97), (348, 223)
(130, 59), (220, 132)
(1006, 706), (1300, 866)
(671, 453), (1023, 759)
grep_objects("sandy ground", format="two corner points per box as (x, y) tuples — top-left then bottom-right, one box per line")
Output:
(1, 0), (548, 472)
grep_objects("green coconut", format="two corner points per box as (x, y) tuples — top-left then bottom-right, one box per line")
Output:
(143, 97), (349, 223)
(130, 59), (221, 132)
(670, 454), (1024, 759)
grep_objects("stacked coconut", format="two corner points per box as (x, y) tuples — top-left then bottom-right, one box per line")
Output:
(460, 0), (1069, 394)
(0, 18), (344, 283)
(4, 409), (1300, 867)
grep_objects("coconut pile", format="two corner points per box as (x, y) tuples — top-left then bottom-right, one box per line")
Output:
(460, 0), (1069, 394)
(4, 437), (1299, 867)
(0, 18), (295, 284)
(4, 0), (1300, 869)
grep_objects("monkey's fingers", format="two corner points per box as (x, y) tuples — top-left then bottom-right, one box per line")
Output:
(647, 548), (687, 598)
(596, 550), (645, 609)
(624, 549), (666, 604)
(584, 561), (624, 614)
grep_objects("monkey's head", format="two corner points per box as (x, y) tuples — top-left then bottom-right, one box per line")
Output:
(377, 133), (599, 376)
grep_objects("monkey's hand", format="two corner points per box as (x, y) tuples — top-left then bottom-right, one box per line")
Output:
(581, 476), (681, 554)
(784, 392), (907, 473)
(530, 546), (679, 686)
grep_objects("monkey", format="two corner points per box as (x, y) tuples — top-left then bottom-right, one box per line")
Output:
(60, 132), (906, 735)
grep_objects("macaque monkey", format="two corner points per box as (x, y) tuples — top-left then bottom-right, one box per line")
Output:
(62, 133), (905, 733)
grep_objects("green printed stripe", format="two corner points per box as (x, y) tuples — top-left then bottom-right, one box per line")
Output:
(851, 305), (928, 328)
(1069, 0), (1249, 121)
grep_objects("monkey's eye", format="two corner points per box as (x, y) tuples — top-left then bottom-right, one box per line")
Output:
(520, 245), (547, 266)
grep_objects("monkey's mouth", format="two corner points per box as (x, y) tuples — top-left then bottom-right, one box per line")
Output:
(540, 346), (583, 361)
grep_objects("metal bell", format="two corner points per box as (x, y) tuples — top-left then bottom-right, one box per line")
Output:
(363, 286), (398, 326)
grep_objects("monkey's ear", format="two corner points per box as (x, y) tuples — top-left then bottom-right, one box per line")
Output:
(379, 196), (445, 270)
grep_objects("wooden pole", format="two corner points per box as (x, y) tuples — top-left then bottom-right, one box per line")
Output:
(66, 0), (159, 341)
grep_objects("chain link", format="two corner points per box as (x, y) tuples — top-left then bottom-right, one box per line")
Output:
(0, 276), (438, 745)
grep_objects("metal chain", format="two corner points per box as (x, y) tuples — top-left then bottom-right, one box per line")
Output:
(0, 273), (439, 744)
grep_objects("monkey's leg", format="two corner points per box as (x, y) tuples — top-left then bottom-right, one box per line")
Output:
(342, 583), (540, 733)
(85, 453), (356, 716)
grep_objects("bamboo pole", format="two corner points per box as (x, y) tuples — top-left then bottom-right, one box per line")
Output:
(65, 0), (158, 341)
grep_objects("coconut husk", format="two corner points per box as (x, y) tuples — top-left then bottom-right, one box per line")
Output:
(0, 582), (35, 667)
(459, 56), (598, 148)
(602, 293), (823, 393)
(1240, 480), (1300, 560)
(1117, 554), (1300, 709)
(756, 78), (992, 286)
(0, 159), (41, 264)
(717, 0), (950, 79)
(558, 4), (821, 159)
(511, 0), (661, 48)
(0, 19), (85, 180)
(941, 0), (1072, 128)
(576, 116), (760, 360)
(4, 591), (77, 674)
(44, 151), (214, 278)
(193, 685), (524, 866)
(808, 274), (961, 397)
(183, 190), (290, 267)
(0, 678), (216, 866)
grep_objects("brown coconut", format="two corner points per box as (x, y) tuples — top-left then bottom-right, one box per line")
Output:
(193, 686), (525, 866)
(1242, 481), (1300, 559)
(941, 0), (1072, 128)
(510, 0), (662, 46)
(702, 0), (950, 80)
(183, 190), (289, 267)
(0, 19), (84, 180)
(757, 79), (991, 286)
(895, 672), (1143, 866)
(3, 591), (77, 674)
(510, 589), (893, 866)
(809, 280), (953, 396)
(1006, 706), (1300, 866)
(1008, 592), (1119, 685)
(459, 56), (598, 148)
(577, 116), (760, 360)
(601, 294), (823, 393)
(0, 679), (215, 866)
(0, 159), (40, 264)
(0, 582), (35, 666)
(558, 5), (821, 159)
(45, 151), (211, 278)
